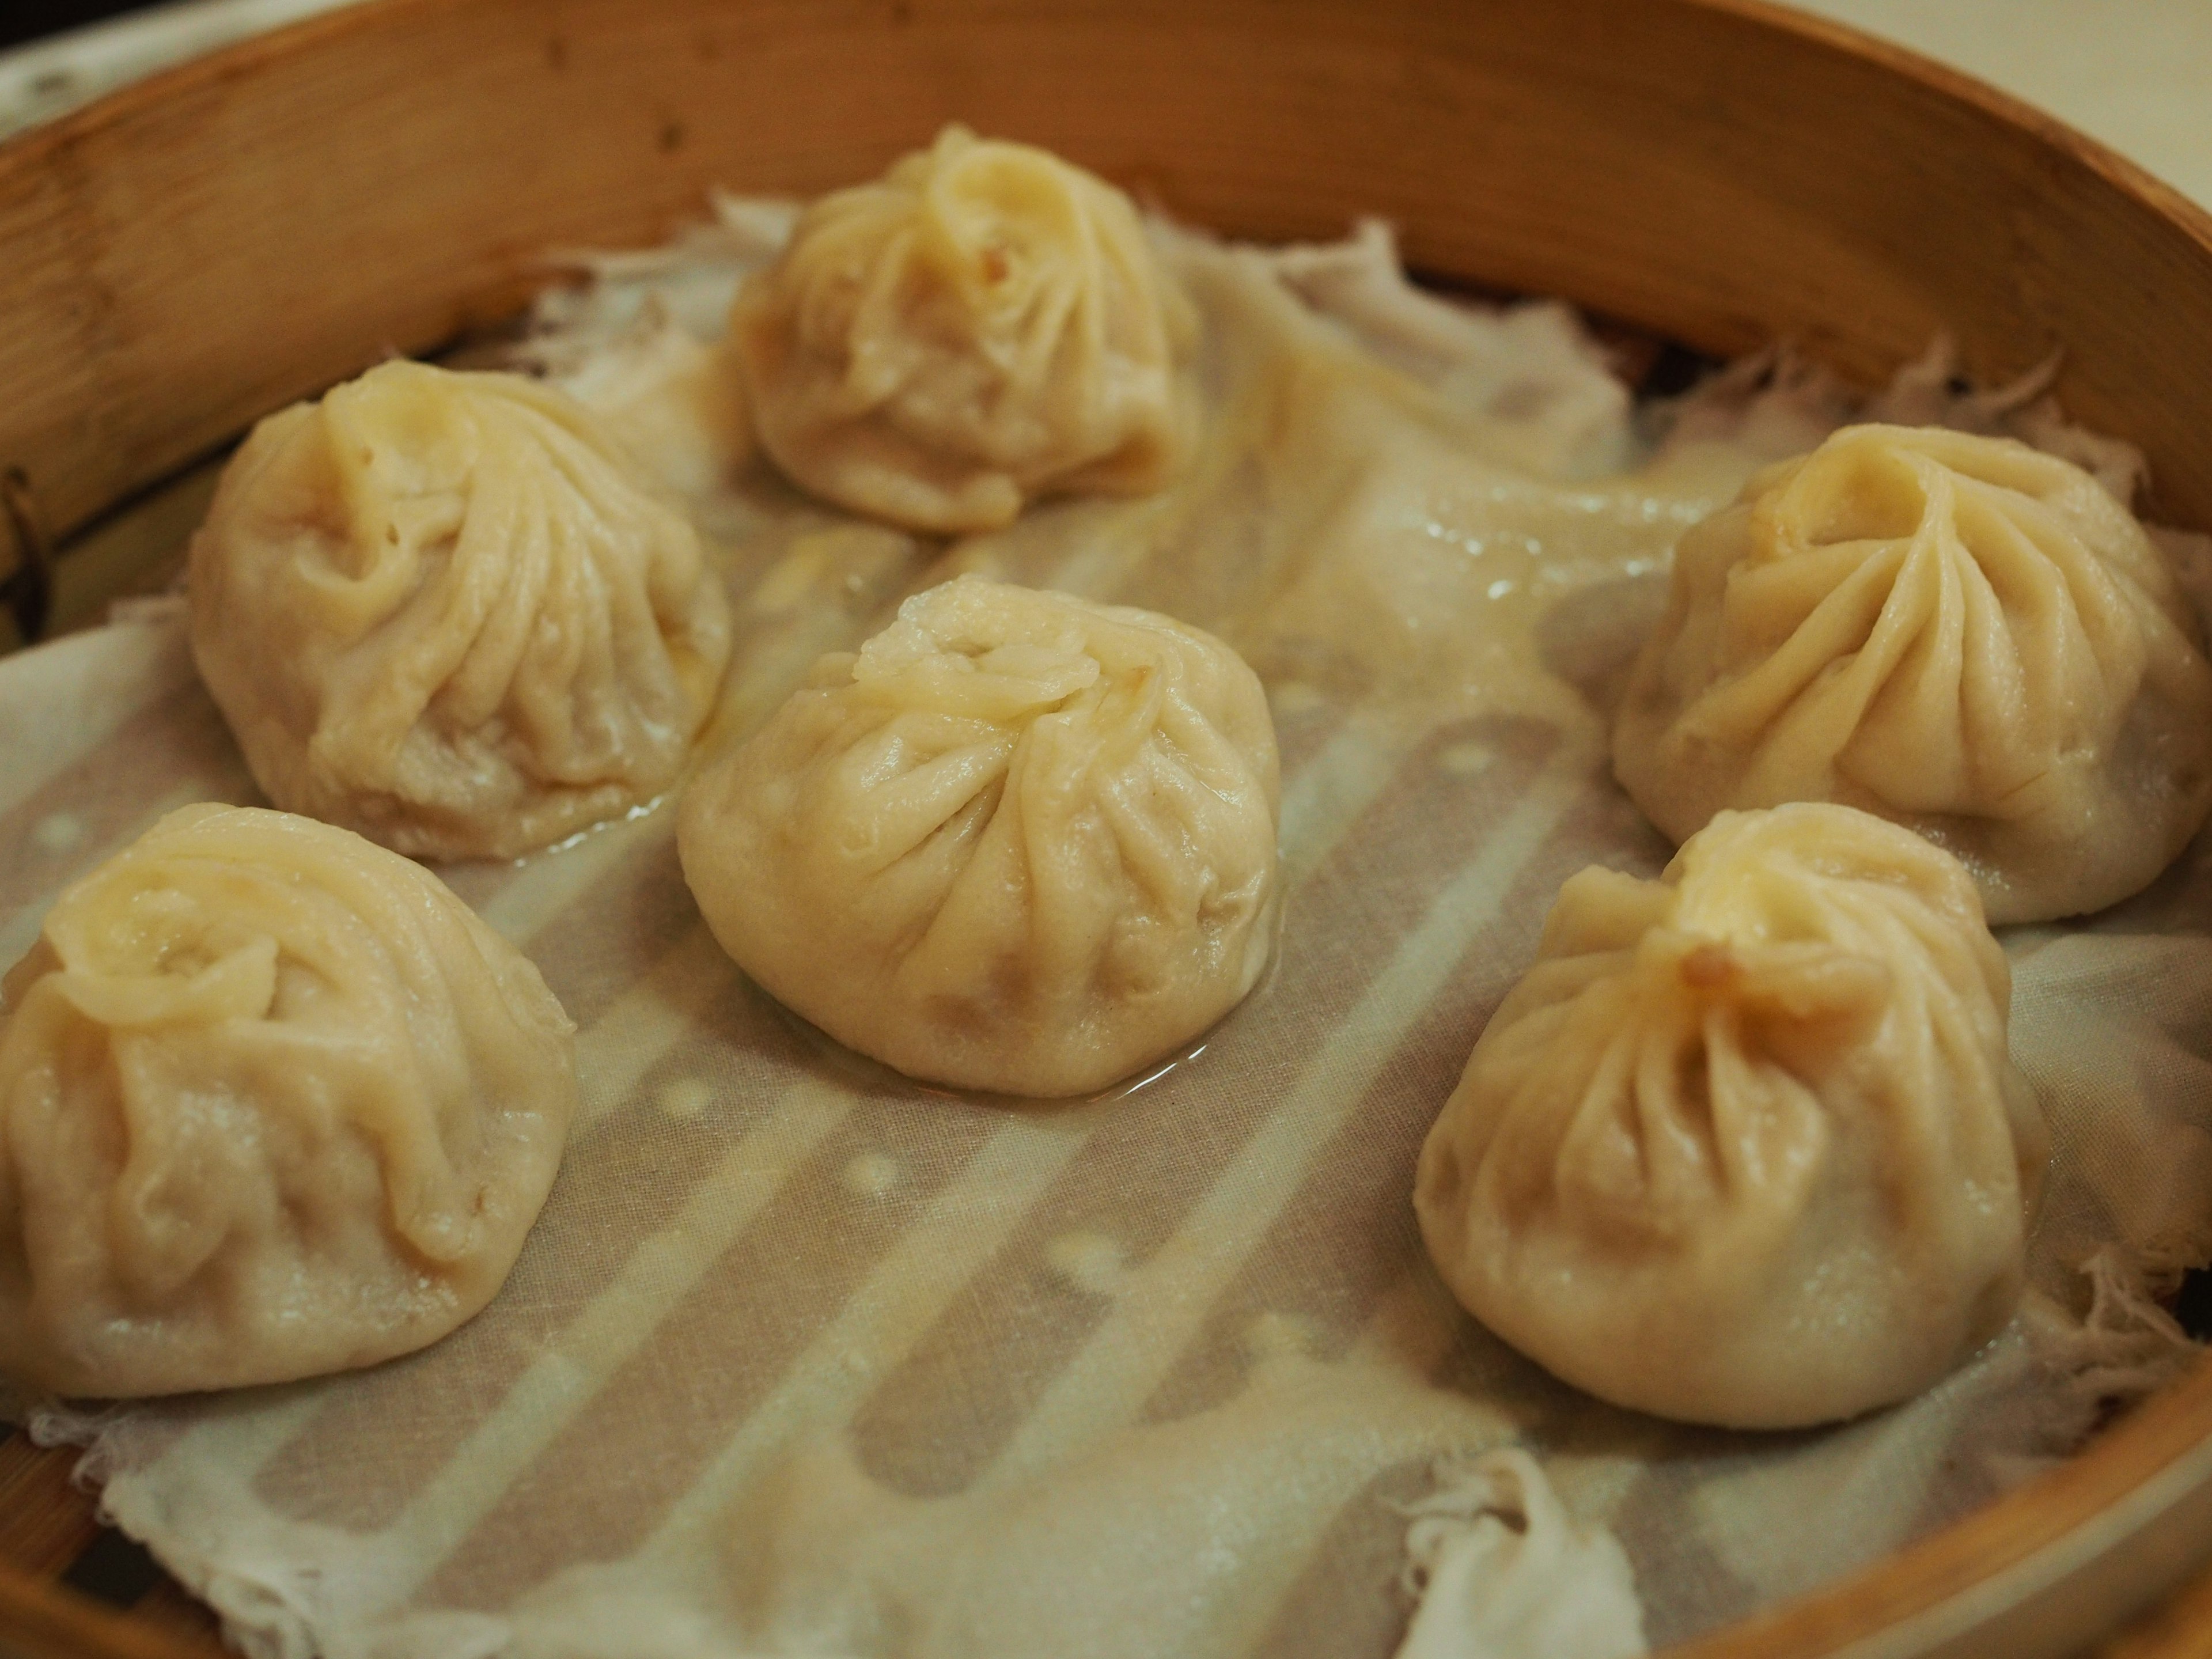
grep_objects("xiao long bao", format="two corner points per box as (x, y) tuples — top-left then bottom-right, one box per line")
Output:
(1415, 803), (2047, 1430)
(730, 125), (1197, 534)
(188, 360), (734, 862)
(0, 805), (577, 1398)
(679, 577), (1281, 1099)
(1612, 424), (2212, 923)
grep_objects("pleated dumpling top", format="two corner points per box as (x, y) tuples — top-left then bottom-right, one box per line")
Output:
(1416, 804), (2047, 1429)
(732, 126), (1195, 535)
(0, 804), (576, 1397)
(189, 360), (733, 861)
(1613, 425), (2212, 922)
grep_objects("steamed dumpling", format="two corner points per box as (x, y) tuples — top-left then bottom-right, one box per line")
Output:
(0, 804), (576, 1397)
(189, 359), (734, 861)
(730, 126), (1195, 534)
(1414, 803), (2047, 1430)
(1612, 424), (2212, 922)
(677, 576), (1279, 1097)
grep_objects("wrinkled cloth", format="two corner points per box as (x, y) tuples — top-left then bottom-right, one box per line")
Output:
(2, 209), (2205, 1659)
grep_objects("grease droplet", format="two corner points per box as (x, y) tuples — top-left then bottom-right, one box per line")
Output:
(1436, 742), (1495, 779)
(1045, 1230), (1126, 1295)
(657, 1077), (713, 1120)
(1244, 1310), (1320, 1361)
(33, 813), (83, 853)
(842, 1152), (901, 1197)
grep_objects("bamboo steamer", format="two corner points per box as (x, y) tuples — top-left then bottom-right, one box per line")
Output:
(1, 1), (2211, 1654)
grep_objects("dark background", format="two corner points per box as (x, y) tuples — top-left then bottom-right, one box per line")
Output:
(2, 0), (160, 51)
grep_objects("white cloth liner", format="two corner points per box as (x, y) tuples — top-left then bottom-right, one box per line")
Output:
(1, 204), (2203, 1659)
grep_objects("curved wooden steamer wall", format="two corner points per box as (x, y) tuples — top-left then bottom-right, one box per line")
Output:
(2, 1), (2211, 1654)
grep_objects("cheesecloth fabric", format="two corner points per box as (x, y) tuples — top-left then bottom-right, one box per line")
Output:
(0, 204), (2205, 1659)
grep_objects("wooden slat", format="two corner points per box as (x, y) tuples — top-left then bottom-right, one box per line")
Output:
(0, 1431), (221, 1659)
(0, 1564), (221, 1659)
(116, 1581), (224, 1654)
(0, 1431), (97, 1582)
(2100, 1559), (2212, 1659)
(1671, 1354), (2212, 1657)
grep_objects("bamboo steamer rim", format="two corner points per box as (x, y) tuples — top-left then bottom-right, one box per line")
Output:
(7, 0), (2212, 545)
(1, 1), (2211, 1656)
